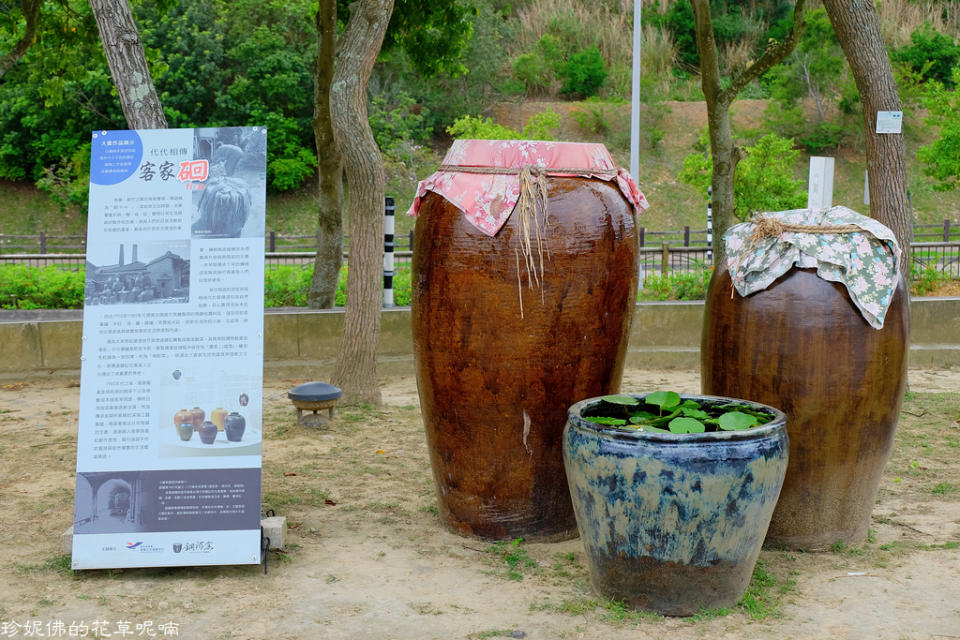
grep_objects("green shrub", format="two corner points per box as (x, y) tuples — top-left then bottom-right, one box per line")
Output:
(918, 67), (960, 191)
(369, 92), (431, 156)
(512, 52), (554, 96)
(0, 265), (86, 309)
(511, 34), (565, 96)
(639, 267), (713, 301)
(446, 110), (561, 141)
(678, 133), (807, 221)
(798, 121), (844, 154)
(893, 22), (960, 87)
(263, 265), (311, 307)
(267, 148), (318, 193)
(656, 0), (698, 67)
(910, 261), (950, 296)
(446, 115), (521, 140)
(0, 263), (415, 310)
(559, 46), (607, 99)
(521, 109), (562, 140)
(263, 263), (409, 308)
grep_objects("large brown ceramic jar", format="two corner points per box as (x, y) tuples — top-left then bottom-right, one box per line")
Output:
(412, 143), (641, 541)
(701, 265), (909, 549)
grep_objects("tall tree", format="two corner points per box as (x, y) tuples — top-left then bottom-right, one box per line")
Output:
(0, 0), (41, 79)
(690, 0), (807, 266)
(89, 0), (166, 128)
(329, 0), (394, 405)
(821, 0), (910, 269)
(309, 0), (344, 309)
(308, 0), (474, 310)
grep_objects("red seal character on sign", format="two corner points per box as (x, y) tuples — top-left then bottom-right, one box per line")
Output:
(178, 159), (209, 182)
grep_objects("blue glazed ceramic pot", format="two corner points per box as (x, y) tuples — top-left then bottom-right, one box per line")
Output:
(563, 394), (788, 616)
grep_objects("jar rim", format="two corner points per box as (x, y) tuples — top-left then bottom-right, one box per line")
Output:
(567, 393), (787, 444)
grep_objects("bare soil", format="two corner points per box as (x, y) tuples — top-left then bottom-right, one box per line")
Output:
(1, 368), (959, 640)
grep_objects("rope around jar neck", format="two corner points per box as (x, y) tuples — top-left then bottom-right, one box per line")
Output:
(728, 216), (866, 299)
(748, 215), (862, 244)
(437, 163), (618, 318)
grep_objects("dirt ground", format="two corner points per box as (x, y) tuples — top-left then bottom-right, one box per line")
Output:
(1, 367), (959, 640)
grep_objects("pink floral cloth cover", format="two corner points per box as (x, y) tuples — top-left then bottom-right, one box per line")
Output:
(724, 206), (902, 329)
(407, 139), (649, 236)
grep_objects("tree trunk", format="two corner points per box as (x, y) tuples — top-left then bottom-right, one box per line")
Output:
(690, 0), (806, 267)
(822, 0), (911, 270)
(89, 0), (167, 129)
(0, 0), (41, 79)
(330, 0), (393, 405)
(309, 0), (344, 309)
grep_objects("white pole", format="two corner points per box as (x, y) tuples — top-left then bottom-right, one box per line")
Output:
(630, 0), (642, 181)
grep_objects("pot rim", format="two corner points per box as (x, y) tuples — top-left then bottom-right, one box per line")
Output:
(567, 393), (787, 444)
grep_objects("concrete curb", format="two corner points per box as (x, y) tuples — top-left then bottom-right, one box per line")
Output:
(2, 299), (958, 379)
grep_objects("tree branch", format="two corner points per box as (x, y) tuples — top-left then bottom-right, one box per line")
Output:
(721, 0), (808, 104)
(690, 0), (722, 106)
(0, 0), (42, 79)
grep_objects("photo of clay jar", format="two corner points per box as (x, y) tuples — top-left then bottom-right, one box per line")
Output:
(211, 407), (227, 431)
(174, 409), (192, 436)
(199, 420), (218, 445)
(190, 407), (205, 432)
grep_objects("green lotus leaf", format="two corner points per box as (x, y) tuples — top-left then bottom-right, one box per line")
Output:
(680, 406), (710, 420)
(669, 417), (706, 433)
(586, 416), (628, 426)
(718, 411), (759, 431)
(645, 391), (681, 411)
(638, 425), (671, 433)
(601, 394), (640, 406)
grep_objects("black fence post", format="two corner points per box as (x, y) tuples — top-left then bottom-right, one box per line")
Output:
(269, 231), (276, 252)
(945, 219), (952, 243)
(683, 226), (690, 247)
(383, 196), (395, 307)
(706, 186), (713, 264)
(40, 231), (47, 254)
(639, 227), (646, 247)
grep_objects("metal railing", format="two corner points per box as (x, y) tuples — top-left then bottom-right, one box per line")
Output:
(3, 219), (955, 254)
(7, 244), (957, 278)
(912, 242), (960, 278)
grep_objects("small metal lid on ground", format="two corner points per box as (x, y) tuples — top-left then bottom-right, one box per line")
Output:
(288, 382), (342, 426)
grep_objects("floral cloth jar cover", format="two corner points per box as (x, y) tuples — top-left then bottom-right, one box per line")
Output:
(724, 206), (902, 329)
(407, 139), (650, 235)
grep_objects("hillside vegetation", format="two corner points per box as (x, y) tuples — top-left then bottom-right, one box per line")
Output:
(1, 0), (959, 240)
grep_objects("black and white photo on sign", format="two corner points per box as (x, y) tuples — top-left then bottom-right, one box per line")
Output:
(84, 241), (190, 306)
(190, 127), (267, 240)
(74, 471), (147, 534)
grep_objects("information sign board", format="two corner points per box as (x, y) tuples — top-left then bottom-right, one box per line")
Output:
(71, 126), (267, 569)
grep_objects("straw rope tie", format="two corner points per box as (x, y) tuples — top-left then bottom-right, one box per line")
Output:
(732, 216), (866, 300)
(749, 216), (862, 244)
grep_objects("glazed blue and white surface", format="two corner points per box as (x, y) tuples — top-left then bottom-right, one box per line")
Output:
(563, 394), (788, 616)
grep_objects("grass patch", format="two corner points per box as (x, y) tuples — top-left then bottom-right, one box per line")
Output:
(14, 554), (73, 576)
(488, 538), (538, 581)
(737, 561), (795, 620)
(543, 597), (663, 624)
(932, 482), (956, 495)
